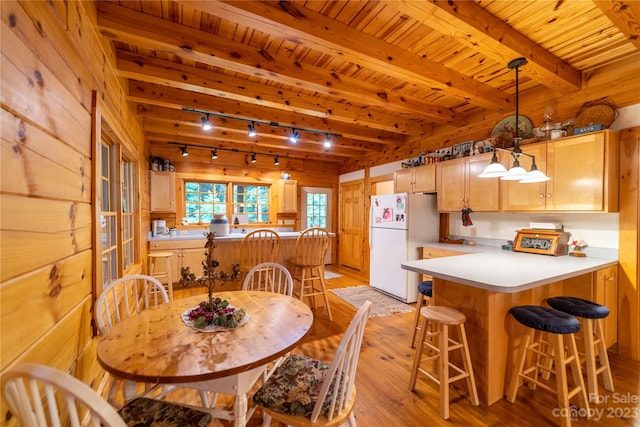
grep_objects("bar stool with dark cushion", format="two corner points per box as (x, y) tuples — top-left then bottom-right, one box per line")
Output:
(507, 305), (590, 427)
(410, 280), (432, 348)
(547, 296), (614, 396)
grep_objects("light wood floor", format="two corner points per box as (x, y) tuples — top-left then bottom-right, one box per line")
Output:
(171, 265), (640, 427)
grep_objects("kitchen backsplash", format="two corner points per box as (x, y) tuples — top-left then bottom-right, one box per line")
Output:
(449, 212), (619, 251)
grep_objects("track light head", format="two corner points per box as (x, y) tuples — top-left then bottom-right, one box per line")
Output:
(274, 156), (280, 166)
(289, 129), (299, 144)
(211, 148), (218, 159)
(323, 133), (331, 148)
(247, 122), (257, 137)
(181, 145), (189, 157)
(201, 114), (212, 131)
(251, 152), (257, 163)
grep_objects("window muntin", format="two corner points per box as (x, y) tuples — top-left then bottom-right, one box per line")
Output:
(185, 181), (227, 224)
(306, 192), (328, 228)
(233, 184), (269, 223)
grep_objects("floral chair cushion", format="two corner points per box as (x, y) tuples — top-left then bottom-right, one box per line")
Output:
(118, 397), (212, 426)
(252, 354), (335, 418)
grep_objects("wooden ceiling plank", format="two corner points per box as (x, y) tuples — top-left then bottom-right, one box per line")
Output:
(115, 51), (431, 134)
(195, 0), (512, 111)
(128, 82), (402, 145)
(594, 0), (640, 50)
(395, 0), (582, 92)
(97, 2), (463, 126)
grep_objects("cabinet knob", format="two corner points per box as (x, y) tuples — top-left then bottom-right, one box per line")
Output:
(547, 194), (552, 198)
(539, 194), (544, 198)
(608, 276), (614, 282)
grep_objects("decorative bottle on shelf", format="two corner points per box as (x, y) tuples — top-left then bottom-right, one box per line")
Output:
(210, 213), (229, 237)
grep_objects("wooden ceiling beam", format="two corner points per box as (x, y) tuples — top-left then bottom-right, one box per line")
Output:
(97, 2), (460, 126)
(202, 0), (512, 111)
(395, 0), (582, 92)
(115, 52), (427, 134)
(128, 81), (403, 146)
(594, 0), (640, 50)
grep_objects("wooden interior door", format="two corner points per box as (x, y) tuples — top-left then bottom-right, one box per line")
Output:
(339, 180), (364, 270)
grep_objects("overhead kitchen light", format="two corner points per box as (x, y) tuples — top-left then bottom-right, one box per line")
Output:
(289, 129), (300, 144)
(247, 122), (257, 137)
(181, 145), (189, 157)
(479, 58), (549, 183)
(201, 114), (212, 131)
(274, 156), (280, 166)
(323, 133), (331, 148)
(211, 148), (218, 159)
(251, 152), (257, 163)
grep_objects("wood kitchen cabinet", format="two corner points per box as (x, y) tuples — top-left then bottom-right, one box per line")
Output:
(594, 265), (618, 348)
(150, 240), (205, 284)
(436, 152), (500, 212)
(394, 164), (436, 193)
(501, 130), (619, 212)
(419, 246), (465, 281)
(150, 171), (176, 213)
(274, 179), (297, 213)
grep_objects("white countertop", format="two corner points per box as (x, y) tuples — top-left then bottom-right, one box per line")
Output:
(401, 244), (617, 293)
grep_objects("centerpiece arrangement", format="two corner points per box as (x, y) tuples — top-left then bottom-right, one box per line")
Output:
(179, 232), (245, 331)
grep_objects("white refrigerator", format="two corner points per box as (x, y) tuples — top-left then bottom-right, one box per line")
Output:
(369, 193), (439, 303)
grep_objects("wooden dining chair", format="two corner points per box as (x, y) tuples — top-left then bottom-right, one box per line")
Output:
(94, 274), (172, 405)
(2, 363), (212, 427)
(240, 229), (281, 269)
(289, 227), (332, 321)
(253, 301), (372, 427)
(242, 262), (293, 296)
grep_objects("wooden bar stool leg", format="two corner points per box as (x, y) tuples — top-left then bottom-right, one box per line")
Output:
(458, 323), (479, 406)
(566, 333), (590, 415)
(507, 329), (532, 402)
(410, 293), (426, 349)
(594, 319), (614, 392)
(409, 315), (429, 390)
(582, 319), (599, 397)
(552, 334), (572, 427)
(316, 268), (332, 321)
(439, 323), (450, 420)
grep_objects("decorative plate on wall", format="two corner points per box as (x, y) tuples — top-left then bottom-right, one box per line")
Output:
(491, 115), (533, 139)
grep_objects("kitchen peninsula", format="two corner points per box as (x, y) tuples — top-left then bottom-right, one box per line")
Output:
(402, 245), (618, 406)
(149, 230), (334, 287)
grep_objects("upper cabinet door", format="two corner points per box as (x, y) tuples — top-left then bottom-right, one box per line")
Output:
(150, 171), (176, 213)
(546, 131), (618, 212)
(437, 153), (499, 212)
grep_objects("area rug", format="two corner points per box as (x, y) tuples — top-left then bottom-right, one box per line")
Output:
(330, 285), (413, 318)
(323, 270), (343, 280)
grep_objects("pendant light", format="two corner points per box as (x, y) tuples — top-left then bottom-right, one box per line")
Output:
(479, 58), (550, 183)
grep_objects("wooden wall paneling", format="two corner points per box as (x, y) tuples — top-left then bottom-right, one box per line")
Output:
(0, 297), (94, 427)
(0, 196), (92, 282)
(0, 26), (91, 157)
(1, 0), (94, 116)
(0, 110), (91, 202)
(618, 126), (640, 360)
(0, 250), (93, 367)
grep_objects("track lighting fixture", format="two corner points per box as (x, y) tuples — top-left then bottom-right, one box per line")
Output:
(289, 129), (300, 144)
(211, 148), (218, 159)
(181, 145), (189, 157)
(201, 114), (212, 131)
(170, 142), (291, 165)
(247, 122), (257, 137)
(323, 134), (331, 148)
(274, 156), (280, 166)
(251, 152), (257, 163)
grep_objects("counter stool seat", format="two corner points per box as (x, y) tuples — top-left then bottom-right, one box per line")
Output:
(507, 305), (589, 427)
(410, 281), (432, 348)
(547, 296), (614, 396)
(409, 305), (479, 420)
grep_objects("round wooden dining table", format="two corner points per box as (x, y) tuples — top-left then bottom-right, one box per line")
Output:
(97, 290), (313, 426)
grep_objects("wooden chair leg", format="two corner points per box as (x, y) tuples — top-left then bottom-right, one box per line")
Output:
(582, 318), (599, 397)
(317, 268), (332, 321)
(566, 333), (590, 416)
(507, 329), (532, 402)
(409, 314), (429, 390)
(552, 334), (572, 427)
(439, 323), (450, 420)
